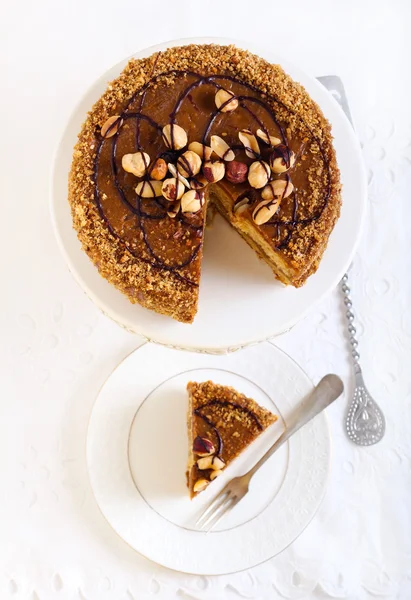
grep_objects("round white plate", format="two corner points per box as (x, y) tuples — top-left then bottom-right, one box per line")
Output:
(51, 36), (366, 352)
(87, 342), (331, 574)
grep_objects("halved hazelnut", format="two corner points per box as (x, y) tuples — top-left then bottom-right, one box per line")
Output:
(101, 115), (123, 138)
(256, 128), (282, 147)
(150, 158), (167, 181)
(190, 175), (208, 190)
(162, 177), (185, 201)
(167, 163), (190, 188)
(167, 200), (181, 219)
(181, 189), (204, 214)
(252, 199), (281, 225)
(135, 180), (163, 198)
(177, 150), (202, 177)
(162, 123), (188, 150)
(188, 141), (213, 161)
(233, 196), (251, 215)
(248, 160), (270, 189)
(193, 478), (209, 493)
(210, 135), (235, 161)
(203, 161), (225, 183)
(193, 436), (215, 456)
(270, 145), (296, 173)
(261, 179), (294, 201)
(122, 151), (150, 178)
(210, 469), (224, 481)
(239, 130), (260, 159)
(225, 161), (248, 184)
(215, 88), (238, 113)
(211, 456), (225, 470)
(197, 456), (213, 470)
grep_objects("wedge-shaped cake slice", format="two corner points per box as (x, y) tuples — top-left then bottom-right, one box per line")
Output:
(187, 380), (277, 498)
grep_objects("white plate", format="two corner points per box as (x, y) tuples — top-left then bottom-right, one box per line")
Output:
(87, 342), (331, 574)
(51, 36), (366, 352)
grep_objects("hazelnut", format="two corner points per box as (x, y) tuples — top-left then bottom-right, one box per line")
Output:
(161, 177), (185, 201)
(167, 163), (190, 189)
(252, 199), (281, 225)
(193, 478), (209, 493)
(190, 175), (208, 190)
(162, 123), (188, 150)
(261, 179), (294, 201)
(210, 135), (235, 161)
(167, 200), (181, 219)
(256, 128), (281, 147)
(211, 456), (225, 470)
(248, 160), (270, 189)
(239, 130), (260, 159)
(270, 145), (296, 173)
(188, 141), (213, 161)
(210, 470), (224, 481)
(193, 436), (215, 456)
(135, 180), (163, 198)
(225, 161), (248, 184)
(121, 151), (150, 178)
(181, 190), (204, 214)
(215, 88), (238, 112)
(197, 456), (213, 470)
(101, 115), (123, 138)
(203, 161), (225, 183)
(233, 196), (251, 215)
(150, 158), (167, 180)
(177, 150), (202, 177)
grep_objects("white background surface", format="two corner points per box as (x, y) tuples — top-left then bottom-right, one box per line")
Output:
(1, 0), (411, 598)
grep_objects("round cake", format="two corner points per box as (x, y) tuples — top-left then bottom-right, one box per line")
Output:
(69, 44), (341, 323)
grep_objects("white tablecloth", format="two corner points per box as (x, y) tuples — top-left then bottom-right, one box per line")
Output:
(2, 0), (411, 597)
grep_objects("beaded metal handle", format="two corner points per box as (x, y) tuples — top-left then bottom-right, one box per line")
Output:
(341, 273), (385, 446)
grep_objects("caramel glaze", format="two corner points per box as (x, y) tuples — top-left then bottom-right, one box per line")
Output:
(194, 399), (263, 457)
(93, 70), (332, 286)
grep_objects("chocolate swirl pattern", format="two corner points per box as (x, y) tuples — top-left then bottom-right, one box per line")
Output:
(92, 69), (332, 286)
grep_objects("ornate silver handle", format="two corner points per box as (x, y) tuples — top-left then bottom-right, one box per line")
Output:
(341, 273), (361, 374)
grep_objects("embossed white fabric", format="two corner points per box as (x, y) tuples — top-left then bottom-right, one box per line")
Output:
(1, 0), (411, 598)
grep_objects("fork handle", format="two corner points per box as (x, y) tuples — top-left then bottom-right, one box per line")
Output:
(245, 374), (344, 481)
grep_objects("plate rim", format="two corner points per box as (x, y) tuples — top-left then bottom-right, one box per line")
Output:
(86, 340), (332, 574)
(50, 35), (367, 353)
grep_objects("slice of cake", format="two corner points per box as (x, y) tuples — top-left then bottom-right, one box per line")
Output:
(187, 380), (277, 498)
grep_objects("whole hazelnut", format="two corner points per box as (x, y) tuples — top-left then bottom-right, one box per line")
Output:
(210, 469), (224, 481)
(177, 150), (202, 177)
(122, 151), (150, 178)
(193, 436), (215, 456)
(150, 158), (168, 180)
(248, 160), (270, 189)
(181, 190), (204, 214)
(203, 161), (225, 183)
(215, 88), (239, 113)
(161, 177), (185, 201)
(162, 123), (188, 150)
(225, 161), (248, 184)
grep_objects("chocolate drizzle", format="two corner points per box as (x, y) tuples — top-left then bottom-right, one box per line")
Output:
(194, 398), (264, 457)
(93, 67), (333, 281)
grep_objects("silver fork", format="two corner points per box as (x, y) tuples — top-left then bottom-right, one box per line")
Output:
(195, 374), (344, 531)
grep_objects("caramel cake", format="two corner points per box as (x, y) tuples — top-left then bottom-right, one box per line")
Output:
(69, 44), (341, 323)
(186, 381), (277, 498)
